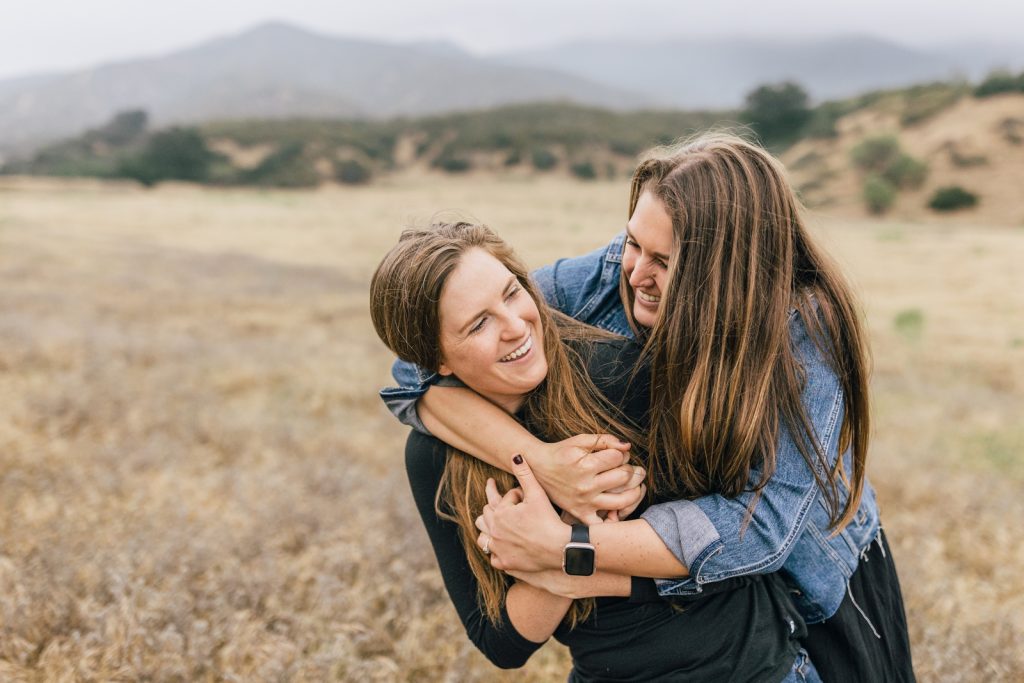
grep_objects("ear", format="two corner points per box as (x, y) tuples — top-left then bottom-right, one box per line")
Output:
(438, 361), (453, 377)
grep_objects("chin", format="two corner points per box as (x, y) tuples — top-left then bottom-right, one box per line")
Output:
(633, 302), (657, 329)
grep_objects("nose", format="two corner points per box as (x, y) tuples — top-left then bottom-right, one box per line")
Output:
(499, 308), (529, 340)
(628, 257), (654, 289)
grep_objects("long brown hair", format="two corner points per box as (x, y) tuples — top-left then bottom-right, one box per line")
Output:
(627, 133), (870, 530)
(370, 221), (640, 626)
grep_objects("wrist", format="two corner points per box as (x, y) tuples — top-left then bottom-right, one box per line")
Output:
(546, 520), (572, 570)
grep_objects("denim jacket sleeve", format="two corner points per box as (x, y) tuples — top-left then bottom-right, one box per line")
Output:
(641, 309), (846, 595)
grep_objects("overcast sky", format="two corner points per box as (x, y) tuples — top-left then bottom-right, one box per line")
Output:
(2, 0), (1021, 80)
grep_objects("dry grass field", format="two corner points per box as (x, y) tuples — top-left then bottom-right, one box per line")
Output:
(0, 174), (1022, 681)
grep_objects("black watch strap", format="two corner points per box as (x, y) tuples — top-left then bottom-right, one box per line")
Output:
(571, 523), (590, 544)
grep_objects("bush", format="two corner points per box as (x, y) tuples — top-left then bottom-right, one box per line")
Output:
(531, 148), (558, 171)
(894, 308), (925, 340)
(900, 83), (966, 126)
(93, 110), (149, 146)
(863, 174), (897, 214)
(850, 135), (900, 172)
(974, 70), (1024, 98)
(882, 153), (928, 190)
(118, 127), (216, 186)
(742, 81), (812, 145)
(432, 154), (472, 173)
(239, 142), (319, 187)
(334, 159), (371, 185)
(928, 186), (979, 212)
(570, 160), (597, 180)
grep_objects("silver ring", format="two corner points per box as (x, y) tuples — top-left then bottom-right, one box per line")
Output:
(482, 535), (491, 555)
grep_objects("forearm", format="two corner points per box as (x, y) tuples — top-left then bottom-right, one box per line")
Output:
(419, 385), (541, 473)
(505, 582), (572, 643)
(590, 520), (689, 579)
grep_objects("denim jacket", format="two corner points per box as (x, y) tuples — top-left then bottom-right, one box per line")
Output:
(381, 233), (881, 624)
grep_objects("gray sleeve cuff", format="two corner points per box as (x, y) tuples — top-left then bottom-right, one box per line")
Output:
(640, 499), (722, 571)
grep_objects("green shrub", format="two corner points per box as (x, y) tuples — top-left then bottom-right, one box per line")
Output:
(504, 149), (522, 166)
(432, 154), (472, 173)
(850, 135), (900, 172)
(882, 153), (928, 190)
(899, 82), (966, 126)
(531, 148), (558, 170)
(928, 186), (979, 212)
(117, 127), (216, 186)
(863, 174), (897, 214)
(741, 81), (812, 146)
(974, 70), (1024, 98)
(570, 160), (597, 180)
(239, 142), (319, 187)
(999, 118), (1023, 145)
(803, 101), (845, 139)
(94, 110), (149, 146)
(894, 308), (925, 340)
(334, 159), (371, 185)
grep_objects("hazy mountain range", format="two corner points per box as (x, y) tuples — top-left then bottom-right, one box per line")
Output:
(1, 22), (1021, 159)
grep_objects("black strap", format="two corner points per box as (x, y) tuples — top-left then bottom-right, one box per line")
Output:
(570, 523), (590, 544)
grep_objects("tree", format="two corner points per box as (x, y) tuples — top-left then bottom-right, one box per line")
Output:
(742, 82), (812, 145)
(118, 127), (216, 186)
(94, 110), (149, 146)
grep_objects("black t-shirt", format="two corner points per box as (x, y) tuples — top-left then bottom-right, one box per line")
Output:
(404, 337), (806, 682)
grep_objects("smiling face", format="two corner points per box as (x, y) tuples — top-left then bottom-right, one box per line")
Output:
(437, 247), (548, 413)
(623, 190), (674, 329)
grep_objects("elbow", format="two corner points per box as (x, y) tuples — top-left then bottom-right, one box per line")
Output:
(471, 640), (533, 670)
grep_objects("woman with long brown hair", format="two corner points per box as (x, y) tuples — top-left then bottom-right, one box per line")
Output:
(371, 221), (814, 681)
(384, 134), (915, 681)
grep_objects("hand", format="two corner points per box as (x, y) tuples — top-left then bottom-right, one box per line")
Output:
(476, 454), (570, 573)
(525, 434), (645, 524)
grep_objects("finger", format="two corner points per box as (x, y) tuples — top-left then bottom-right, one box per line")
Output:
(500, 486), (524, 506)
(618, 484), (647, 519)
(597, 465), (645, 494)
(475, 514), (489, 534)
(485, 478), (503, 506)
(592, 483), (645, 512)
(583, 448), (633, 474)
(605, 509), (620, 522)
(579, 509), (604, 526)
(476, 532), (490, 553)
(510, 454), (545, 500)
(565, 433), (630, 453)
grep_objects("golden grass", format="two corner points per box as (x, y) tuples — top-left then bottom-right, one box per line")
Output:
(0, 175), (1022, 681)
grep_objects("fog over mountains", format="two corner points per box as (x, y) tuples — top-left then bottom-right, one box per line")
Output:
(1, 21), (1021, 158)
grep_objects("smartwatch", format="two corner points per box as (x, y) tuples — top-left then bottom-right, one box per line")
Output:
(562, 524), (595, 576)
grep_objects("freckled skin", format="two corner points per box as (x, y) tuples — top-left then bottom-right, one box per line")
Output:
(437, 248), (548, 414)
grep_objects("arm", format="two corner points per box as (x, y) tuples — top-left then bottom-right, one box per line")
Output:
(483, 315), (848, 589)
(479, 476), (688, 580)
(405, 431), (567, 667)
(418, 384), (644, 524)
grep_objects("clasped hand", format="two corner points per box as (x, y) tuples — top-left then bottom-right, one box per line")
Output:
(475, 450), (645, 598)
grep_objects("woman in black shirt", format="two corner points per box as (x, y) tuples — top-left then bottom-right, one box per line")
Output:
(371, 222), (815, 681)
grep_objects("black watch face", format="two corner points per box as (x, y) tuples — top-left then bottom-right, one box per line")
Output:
(564, 546), (595, 576)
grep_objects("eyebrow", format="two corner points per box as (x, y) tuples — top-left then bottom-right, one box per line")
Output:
(625, 226), (670, 262)
(457, 275), (518, 335)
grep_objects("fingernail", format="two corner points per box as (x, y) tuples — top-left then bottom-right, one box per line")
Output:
(512, 454), (524, 465)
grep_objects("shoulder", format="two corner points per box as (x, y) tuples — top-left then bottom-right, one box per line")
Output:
(531, 234), (625, 313)
(566, 335), (647, 415)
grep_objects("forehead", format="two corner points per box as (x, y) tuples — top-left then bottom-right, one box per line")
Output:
(439, 248), (514, 327)
(627, 191), (674, 252)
